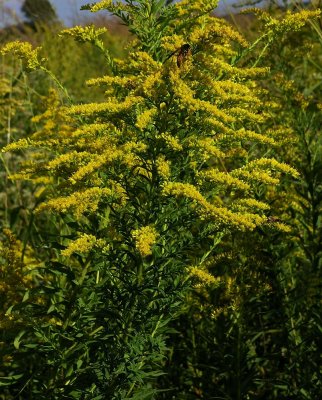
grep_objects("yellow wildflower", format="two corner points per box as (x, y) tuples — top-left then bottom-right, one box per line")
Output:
(132, 226), (159, 257)
(156, 155), (171, 179)
(60, 25), (107, 43)
(188, 266), (220, 286)
(142, 72), (162, 96)
(67, 96), (143, 116)
(199, 169), (250, 191)
(135, 108), (157, 130)
(157, 132), (183, 151)
(36, 185), (127, 219)
(61, 234), (98, 257)
(234, 198), (270, 211)
(1, 41), (43, 71)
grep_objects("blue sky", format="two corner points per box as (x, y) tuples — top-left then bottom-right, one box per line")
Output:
(1, 0), (241, 27)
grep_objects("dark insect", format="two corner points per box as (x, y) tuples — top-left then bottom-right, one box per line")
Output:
(164, 43), (192, 67)
(176, 43), (192, 67)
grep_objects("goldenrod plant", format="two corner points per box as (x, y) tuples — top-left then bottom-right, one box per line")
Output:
(159, 2), (322, 399)
(0, 0), (320, 398)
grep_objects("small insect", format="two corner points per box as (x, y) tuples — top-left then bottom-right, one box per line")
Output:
(164, 43), (192, 68)
(176, 43), (192, 68)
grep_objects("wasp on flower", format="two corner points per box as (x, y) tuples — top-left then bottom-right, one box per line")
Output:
(164, 43), (192, 67)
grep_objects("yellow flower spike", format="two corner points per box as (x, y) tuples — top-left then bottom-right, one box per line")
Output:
(36, 185), (127, 219)
(248, 158), (299, 178)
(233, 129), (276, 145)
(156, 132), (183, 152)
(162, 182), (268, 230)
(234, 198), (270, 211)
(128, 52), (161, 73)
(61, 234), (98, 257)
(170, 73), (235, 123)
(71, 123), (111, 138)
(68, 154), (111, 184)
(135, 108), (157, 130)
(142, 72), (162, 96)
(60, 25), (107, 43)
(199, 169), (250, 191)
(161, 35), (186, 52)
(189, 17), (248, 48)
(156, 155), (171, 180)
(86, 76), (132, 87)
(86, 0), (130, 13)
(2, 139), (30, 153)
(1, 41), (44, 71)
(46, 151), (88, 171)
(228, 107), (265, 123)
(162, 182), (207, 205)
(190, 138), (225, 160)
(188, 266), (220, 286)
(67, 96), (143, 116)
(231, 169), (279, 186)
(131, 226), (159, 257)
(175, 0), (219, 17)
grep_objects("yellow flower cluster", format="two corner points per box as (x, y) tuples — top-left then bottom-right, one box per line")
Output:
(201, 56), (269, 79)
(161, 35), (186, 53)
(230, 158), (299, 187)
(162, 182), (267, 230)
(2, 138), (30, 152)
(142, 71), (162, 96)
(1, 41), (43, 71)
(68, 148), (122, 184)
(189, 16), (248, 48)
(188, 266), (220, 286)
(67, 96), (143, 116)
(248, 8), (321, 34)
(87, 0), (129, 13)
(234, 198), (270, 211)
(119, 142), (147, 170)
(228, 107), (265, 123)
(190, 138), (225, 161)
(46, 151), (87, 171)
(199, 169), (250, 191)
(232, 169), (279, 186)
(131, 226), (159, 257)
(135, 108), (157, 130)
(162, 182), (206, 205)
(156, 155), (171, 180)
(71, 123), (111, 138)
(125, 52), (161, 74)
(232, 128), (275, 145)
(86, 76), (131, 87)
(61, 233), (104, 257)
(175, 0), (219, 17)
(60, 25), (107, 43)
(37, 185), (127, 219)
(170, 72), (235, 123)
(156, 132), (183, 152)
(248, 158), (299, 177)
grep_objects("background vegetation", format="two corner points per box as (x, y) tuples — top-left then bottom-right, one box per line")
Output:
(0, 1), (321, 399)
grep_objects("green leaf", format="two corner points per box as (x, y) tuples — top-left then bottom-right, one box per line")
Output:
(14, 330), (26, 350)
